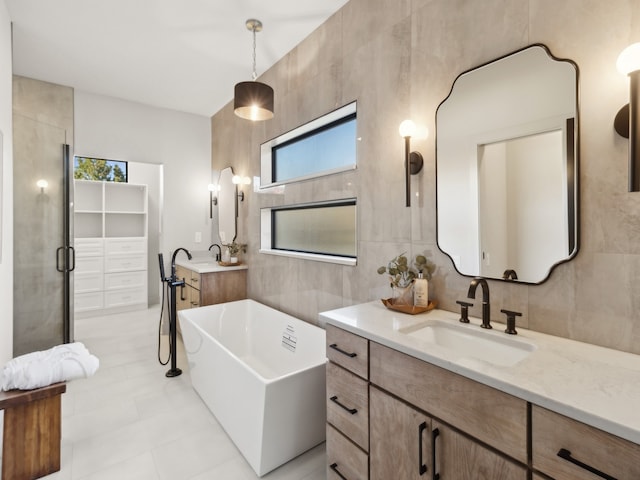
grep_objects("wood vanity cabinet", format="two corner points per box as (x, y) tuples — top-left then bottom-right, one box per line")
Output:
(174, 265), (247, 310)
(369, 342), (527, 480)
(326, 325), (369, 480)
(326, 324), (640, 480)
(326, 324), (527, 480)
(370, 386), (526, 480)
(532, 405), (640, 480)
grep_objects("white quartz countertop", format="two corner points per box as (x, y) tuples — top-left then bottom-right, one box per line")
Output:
(175, 258), (248, 274)
(320, 301), (640, 445)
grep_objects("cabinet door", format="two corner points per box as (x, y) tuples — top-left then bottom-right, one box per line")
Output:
(200, 270), (247, 306)
(532, 405), (640, 480)
(189, 284), (200, 308)
(432, 420), (528, 480)
(370, 386), (432, 480)
(175, 282), (191, 311)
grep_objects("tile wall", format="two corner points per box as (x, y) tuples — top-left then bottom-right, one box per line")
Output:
(211, 0), (640, 354)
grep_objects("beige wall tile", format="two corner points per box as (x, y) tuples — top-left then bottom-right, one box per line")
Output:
(212, 0), (640, 355)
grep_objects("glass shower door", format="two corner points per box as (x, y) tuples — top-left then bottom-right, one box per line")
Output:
(13, 113), (73, 356)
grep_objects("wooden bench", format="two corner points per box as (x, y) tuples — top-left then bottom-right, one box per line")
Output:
(0, 383), (66, 480)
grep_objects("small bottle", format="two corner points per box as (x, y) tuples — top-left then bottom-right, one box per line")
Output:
(414, 271), (429, 307)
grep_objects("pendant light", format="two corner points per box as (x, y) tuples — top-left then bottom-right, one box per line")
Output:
(234, 19), (274, 121)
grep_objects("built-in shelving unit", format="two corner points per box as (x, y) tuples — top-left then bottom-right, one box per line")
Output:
(74, 180), (148, 317)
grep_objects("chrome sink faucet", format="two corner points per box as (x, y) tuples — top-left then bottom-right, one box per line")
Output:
(467, 277), (492, 329)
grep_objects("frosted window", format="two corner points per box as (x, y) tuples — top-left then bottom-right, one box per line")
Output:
(273, 115), (356, 183)
(272, 201), (356, 258)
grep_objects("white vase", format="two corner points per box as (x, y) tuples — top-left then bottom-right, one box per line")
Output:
(230, 256), (238, 264)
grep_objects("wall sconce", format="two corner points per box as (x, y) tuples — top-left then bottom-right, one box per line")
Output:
(614, 42), (640, 192)
(232, 175), (251, 202)
(399, 120), (424, 207)
(208, 183), (218, 219)
(36, 179), (48, 193)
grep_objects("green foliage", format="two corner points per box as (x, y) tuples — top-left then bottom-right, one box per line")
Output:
(223, 241), (247, 256)
(74, 157), (126, 182)
(377, 252), (436, 288)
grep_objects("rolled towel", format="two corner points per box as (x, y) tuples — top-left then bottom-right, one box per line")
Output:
(1, 342), (100, 391)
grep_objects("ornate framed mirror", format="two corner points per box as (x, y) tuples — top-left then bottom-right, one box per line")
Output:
(436, 44), (579, 284)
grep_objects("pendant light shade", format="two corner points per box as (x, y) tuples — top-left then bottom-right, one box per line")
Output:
(234, 19), (274, 121)
(234, 81), (274, 121)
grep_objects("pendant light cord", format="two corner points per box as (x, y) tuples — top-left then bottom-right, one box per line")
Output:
(251, 24), (257, 81)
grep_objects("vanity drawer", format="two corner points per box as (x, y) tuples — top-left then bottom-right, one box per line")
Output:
(75, 256), (103, 275)
(327, 424), (368, 480)
(75, 292), (103, 312)
(74, 238), (104, 257)
(75, 273), (103, 293)
(326, 324), (368, 379)
(105, 237), (146, 255)
(327, 362), (369, 451)
(104, 287), (146, 308)
(174, 265), (200, 289)
(370, 341), (528, 464)
(105, 271), (146, 290)
(532, 405), (640, 480)
(105, 254), (146, 273)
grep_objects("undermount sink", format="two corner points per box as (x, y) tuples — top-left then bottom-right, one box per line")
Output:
(398, 319), (536, 367)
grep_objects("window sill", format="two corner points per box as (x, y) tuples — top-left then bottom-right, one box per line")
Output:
(259, 249), (357, 266)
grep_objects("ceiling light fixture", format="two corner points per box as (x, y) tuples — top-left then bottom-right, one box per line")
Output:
(234, 19), (274, 121)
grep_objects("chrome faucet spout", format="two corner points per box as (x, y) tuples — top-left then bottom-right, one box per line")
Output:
(170, 247), (192, 281)
(467, 277), (492, 329)
(208, 243), (222, 261)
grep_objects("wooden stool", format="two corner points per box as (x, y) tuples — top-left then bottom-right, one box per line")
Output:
(0, 383), (66, 480)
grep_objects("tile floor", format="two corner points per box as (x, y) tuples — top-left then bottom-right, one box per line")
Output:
(22, 306), (326, 480)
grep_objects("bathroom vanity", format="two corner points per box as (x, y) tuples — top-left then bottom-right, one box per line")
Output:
(322, 302), (640, 480)
(174, 260), (247, 310)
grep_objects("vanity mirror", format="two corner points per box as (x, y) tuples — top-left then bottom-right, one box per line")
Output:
(436, 44), (579, 284)
(217, 166), (237, 243)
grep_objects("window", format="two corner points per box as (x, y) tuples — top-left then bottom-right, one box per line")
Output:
(260, 199), (357, 266)
(260, 102), (357, 187)
(74, 156), (128, 182)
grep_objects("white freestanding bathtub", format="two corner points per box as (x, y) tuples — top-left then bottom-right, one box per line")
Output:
(178, 299), (327, 476)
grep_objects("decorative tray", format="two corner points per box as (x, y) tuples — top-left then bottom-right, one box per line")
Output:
(381, 298), (437, 315)
(218, 261), (242, 267)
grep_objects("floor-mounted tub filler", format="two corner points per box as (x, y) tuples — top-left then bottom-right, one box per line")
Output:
(178, 299), (327, 476)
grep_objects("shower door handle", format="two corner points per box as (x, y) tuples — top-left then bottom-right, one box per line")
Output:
(68, 246), (76, 272)
(56, 247), (64, 272)
(56, 246), (75, 272)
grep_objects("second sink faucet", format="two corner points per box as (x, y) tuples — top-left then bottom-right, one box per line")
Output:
(208, 243), (221, 262)
(467, 277), (491, 329)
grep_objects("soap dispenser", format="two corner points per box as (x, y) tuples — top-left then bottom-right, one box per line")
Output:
(414, 270), (429, 307)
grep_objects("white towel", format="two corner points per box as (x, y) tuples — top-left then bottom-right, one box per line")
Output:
(0, 342), (100, 391)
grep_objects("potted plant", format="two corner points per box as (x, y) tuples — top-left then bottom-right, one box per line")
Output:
(377, 253), (435, 305)
(222, 241), (247, 263)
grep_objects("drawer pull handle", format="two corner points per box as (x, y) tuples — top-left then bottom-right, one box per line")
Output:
(418, 421), (428, 475)
(329, 463), (348, 480)
(329, 343), (357, 358)
(329, 395), (357, 415)
(432, 428), (440, 480)
(557, 448), (617, 480)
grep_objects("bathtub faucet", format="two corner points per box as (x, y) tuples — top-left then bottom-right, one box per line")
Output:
(208, 243), (221, 262)
(170, 247), (192, 281)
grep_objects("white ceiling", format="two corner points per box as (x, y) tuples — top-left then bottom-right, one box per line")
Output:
(6, 0), (350, 117)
